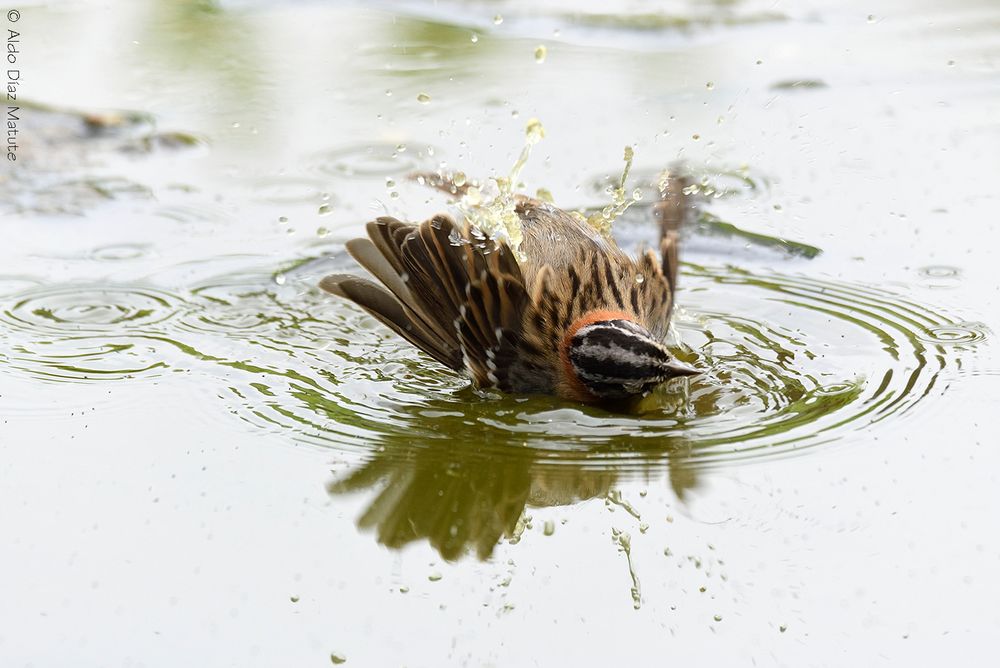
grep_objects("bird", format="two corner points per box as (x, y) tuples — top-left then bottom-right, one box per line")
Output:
(319, 175), (699, 403)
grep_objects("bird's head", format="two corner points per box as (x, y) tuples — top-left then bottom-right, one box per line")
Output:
(561, 311), (699, 402)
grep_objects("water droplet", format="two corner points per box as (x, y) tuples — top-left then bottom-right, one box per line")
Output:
(417, 92), (431, 104)
(779, 624), (788, 633)
(290, 595), (300, 603)
(274, 273), (287, 286)
(692, 133), (701, 141)
(330, 652), (347, 664)
(706, 81), (715, 90)
(534, 45), (547, 63)
(316, 226), (329, 238)
(632, 187), (643, 201)
(464, 186), (482, 206)
(385, 178), (396, 188)
(399, 585), (409, 593)
(318, 204), (332, 216)
(389, 191), (399, 200)
(635, 275), (645, 284)
(470, 33), (479, 43)
(543, 520), (555, 536)
(713, 614), (723, 622)
(525, 118), (545, 144)
(428, 572), (442, 582)
(277, 216), (288, 224)
(867, 14), (876, 23)
(493, 13), (503, 25)
(384, 89), (392, 96)
(453, 171), (467, 187)
(231, 122), (240, 129)
(395, 143), (406, 153)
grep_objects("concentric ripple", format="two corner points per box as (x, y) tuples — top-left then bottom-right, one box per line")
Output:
(90, 243), (149, 262)
(248, 177), (331, 205)
(309, 142), (437, 178)
(199, 263), (983, 474)
(1, 284), (186, 383)
(0, 265), (982, 469)
(2, 285), (180, 334)
(917, 323), (988, 345)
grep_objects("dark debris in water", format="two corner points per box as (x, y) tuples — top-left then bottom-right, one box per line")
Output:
(770, 79), (829, 91)
(692, 211), (822, 259)
(566, 11), (788, 32)
(607, 203), (821, 261)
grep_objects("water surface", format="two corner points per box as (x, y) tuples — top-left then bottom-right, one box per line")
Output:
(2, 0), (999, 665)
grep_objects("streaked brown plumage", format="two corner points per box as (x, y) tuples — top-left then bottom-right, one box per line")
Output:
(320, 175), (698, 403)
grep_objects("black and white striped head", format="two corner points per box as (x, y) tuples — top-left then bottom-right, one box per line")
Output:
(565, 317), (699, 401)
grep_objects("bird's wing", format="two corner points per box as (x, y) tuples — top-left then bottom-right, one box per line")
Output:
(321, 215), (532, 390)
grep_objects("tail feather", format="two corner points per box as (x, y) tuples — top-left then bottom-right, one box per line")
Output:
(653, 174), (690, 296)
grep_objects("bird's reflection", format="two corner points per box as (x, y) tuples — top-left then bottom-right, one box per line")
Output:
(327, 395), (702, 561)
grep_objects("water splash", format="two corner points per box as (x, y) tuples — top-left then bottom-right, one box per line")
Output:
(583, 146), (642, 235)
(458, 119), (545, 257)
(612, 528), (642, 609)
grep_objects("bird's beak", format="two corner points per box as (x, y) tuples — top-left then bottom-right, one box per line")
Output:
(663, 359), (701, 378)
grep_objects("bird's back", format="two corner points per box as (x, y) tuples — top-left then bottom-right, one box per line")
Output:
(513, 197), (674, 341)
